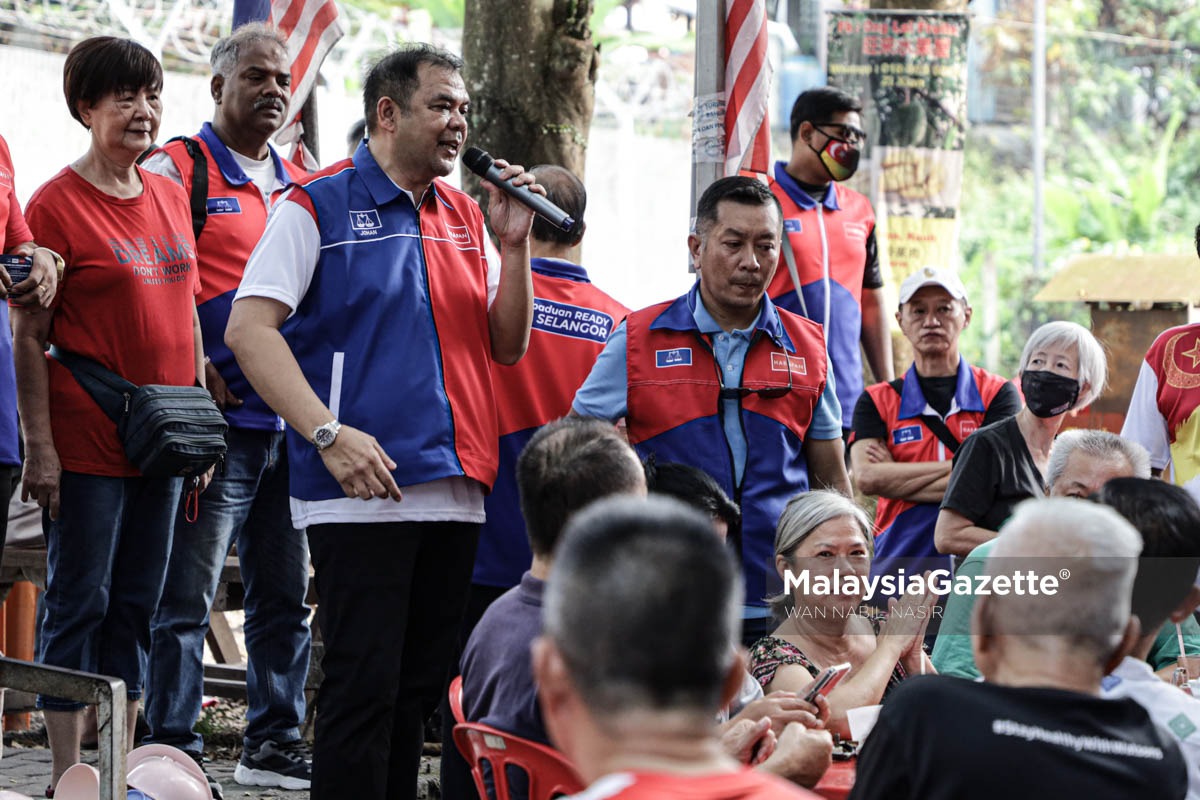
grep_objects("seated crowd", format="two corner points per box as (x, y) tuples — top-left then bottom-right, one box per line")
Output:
(3, 26), (1200, 800)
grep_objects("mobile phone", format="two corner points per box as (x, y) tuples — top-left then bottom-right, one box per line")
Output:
(803, 662), (852, 703)
(0, 254), (32, 286)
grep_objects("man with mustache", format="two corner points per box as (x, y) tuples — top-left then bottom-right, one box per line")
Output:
(140, 23), (311, 799)
(767, 86), (892, 439)
(850, 268), (1019, 582)
(573, 176), (849, 644)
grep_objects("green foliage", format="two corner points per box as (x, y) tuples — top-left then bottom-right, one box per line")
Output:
(342, 0), (464, 28)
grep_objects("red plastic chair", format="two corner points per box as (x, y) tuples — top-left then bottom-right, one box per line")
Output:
(449, 674), (466, 724)
(453, 721), (584, 800)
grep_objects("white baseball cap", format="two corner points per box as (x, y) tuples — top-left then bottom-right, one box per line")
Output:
(898, 266), (968, 305)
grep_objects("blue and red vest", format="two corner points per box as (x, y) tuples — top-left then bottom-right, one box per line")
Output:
(863, 358), (1010, 577)
(767, 162), (875, 427)
(625, 288), (828, 607)
(474, 258), (629, 588)
(161, 123), (306, 431)
(280, 143), (499, 502)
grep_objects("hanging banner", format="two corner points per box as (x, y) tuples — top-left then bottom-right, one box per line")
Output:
(826, 10), (969, 285)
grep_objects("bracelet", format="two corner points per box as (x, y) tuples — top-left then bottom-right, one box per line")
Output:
(34, 247), (65, 283)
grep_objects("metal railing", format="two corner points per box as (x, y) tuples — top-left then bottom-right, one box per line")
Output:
(0, 657), (127, 800)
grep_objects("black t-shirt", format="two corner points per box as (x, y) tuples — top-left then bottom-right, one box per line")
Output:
(849, 676), (1187, 800)
(939, 415), (1043, 532)
(852, 377), (1020, 443)
(793, 178), (882, 290)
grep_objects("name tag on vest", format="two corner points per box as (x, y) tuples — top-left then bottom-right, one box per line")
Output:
(349, 209), (382, 237)
(784, 219), (802, 233)
(656, 348), (692, 368)
(893, 425), (923, 445)
(206, 197), (242, 214)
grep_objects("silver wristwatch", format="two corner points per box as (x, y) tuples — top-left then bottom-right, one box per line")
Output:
(312, 420), (342, 451)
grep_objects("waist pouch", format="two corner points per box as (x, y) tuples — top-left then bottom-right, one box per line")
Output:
(50, 346), (227, 477)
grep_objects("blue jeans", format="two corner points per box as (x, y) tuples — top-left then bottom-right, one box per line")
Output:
(145, 428), (311, 752)
(38, 471), (183, 710)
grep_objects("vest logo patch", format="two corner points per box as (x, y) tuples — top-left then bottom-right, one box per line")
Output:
(893, 425), (923, 445)
(206, 197), (242, 215)
(445, 224), (472, 245)
(770, 352), (807, 375)
(533, 298), (614, 343)
(655, 348), (692, 368)
(784, 219), (802, 233)
(959, 420), (978, 438)
(349, 209), (382, 237)
(843, 222), (868, 241)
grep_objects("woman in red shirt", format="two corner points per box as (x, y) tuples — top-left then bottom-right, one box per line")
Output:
(14, 37), (206, 795)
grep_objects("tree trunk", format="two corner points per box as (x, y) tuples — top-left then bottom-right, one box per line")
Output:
(461, 0), (598, 210)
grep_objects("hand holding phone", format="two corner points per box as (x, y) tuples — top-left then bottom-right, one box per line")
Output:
(802, 662), (852, 704)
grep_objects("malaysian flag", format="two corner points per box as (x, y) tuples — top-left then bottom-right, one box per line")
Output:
(723, 0), (772, 176)
(233, 0), (344, 169)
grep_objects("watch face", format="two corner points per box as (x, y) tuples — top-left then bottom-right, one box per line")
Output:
(314, 426), (335, 449)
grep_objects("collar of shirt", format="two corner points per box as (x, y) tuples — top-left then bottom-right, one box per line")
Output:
(898, 356), (987, 419)
(531, 257), (590, 283)
(773, 160), (840, 212)
(1110, 655), (1160, 683)
(351, 140), (457, 213)
(198, 121), (290, 188)
(650, 282), (793, 352)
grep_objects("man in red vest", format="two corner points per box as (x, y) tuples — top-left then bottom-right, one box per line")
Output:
(768, 87), (893, 437)
(850, 267), (1018, 577)
(573, 176), (849, 641)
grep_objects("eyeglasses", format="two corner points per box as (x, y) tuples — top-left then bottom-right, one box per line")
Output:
(813, 122), (868, 145)
(717, 350), (794, 400)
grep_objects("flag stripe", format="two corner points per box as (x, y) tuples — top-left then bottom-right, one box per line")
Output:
(724, 0), (772, 176)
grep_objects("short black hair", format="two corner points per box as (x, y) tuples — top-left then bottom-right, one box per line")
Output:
(516, 416), (643, 558)
(1095, 478), (1200, 634)
(363, 43), (463, 132)
(544, 495), (741, 716)
(644, 458), (740, 533)
(789, 86), (862, 141)
(529, 165), (586, 247)
(694, 176), (781, 240)
(63, 37), (163, 127)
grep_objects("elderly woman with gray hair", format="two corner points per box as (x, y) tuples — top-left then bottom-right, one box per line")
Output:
(934, 320), (1108, 558)
(749, 491), (935, 739)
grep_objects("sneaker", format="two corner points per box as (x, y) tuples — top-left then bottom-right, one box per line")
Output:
(185, 750), (225, 800)
(234, 739), (312, 790)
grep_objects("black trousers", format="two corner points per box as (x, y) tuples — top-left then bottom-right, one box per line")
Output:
(307, 520), (480, 800)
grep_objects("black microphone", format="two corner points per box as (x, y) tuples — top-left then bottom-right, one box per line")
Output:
(461, 147), (576, 233)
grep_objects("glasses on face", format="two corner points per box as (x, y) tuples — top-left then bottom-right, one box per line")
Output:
(717, 349), (794, 400)
(813, 122), (868, 146)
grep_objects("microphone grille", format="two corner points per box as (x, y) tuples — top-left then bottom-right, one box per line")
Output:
(462, 147), (491, 175)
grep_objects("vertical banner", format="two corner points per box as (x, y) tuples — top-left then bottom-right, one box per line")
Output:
(826, 11), (969, 285)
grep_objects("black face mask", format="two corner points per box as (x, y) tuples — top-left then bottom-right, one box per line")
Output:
(1021, 370), (1080, 418)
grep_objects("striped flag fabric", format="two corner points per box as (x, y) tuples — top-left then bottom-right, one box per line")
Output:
(724, 0), (772, 176)
(233, 0), (344, 169)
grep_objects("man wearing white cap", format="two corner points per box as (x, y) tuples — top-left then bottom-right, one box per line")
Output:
(849, 267), (1020, 575)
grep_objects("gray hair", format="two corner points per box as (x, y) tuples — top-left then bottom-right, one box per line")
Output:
(1045, 429), (1151, 493)
(1018, 320), (1108, 408)
(767, 490), (873, 616)
(543, 495), (742, 718)
(211, 22), (288, 78)
(983, 498), (1142, 660)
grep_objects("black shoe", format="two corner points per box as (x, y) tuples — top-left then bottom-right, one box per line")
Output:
(185, 750), (225, 800)
(234, 739), (312, 790)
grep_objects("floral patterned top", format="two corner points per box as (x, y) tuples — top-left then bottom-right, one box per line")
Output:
(748, 628), (909, 698)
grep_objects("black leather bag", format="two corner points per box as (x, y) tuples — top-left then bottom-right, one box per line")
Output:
(50, 346), (227, 477)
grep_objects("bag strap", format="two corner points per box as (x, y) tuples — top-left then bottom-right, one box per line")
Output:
(887, 379), (961, 454)
(780, 231), (810, 319)
(139, 136), (208, 240)
(48, 346), (136, 424)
